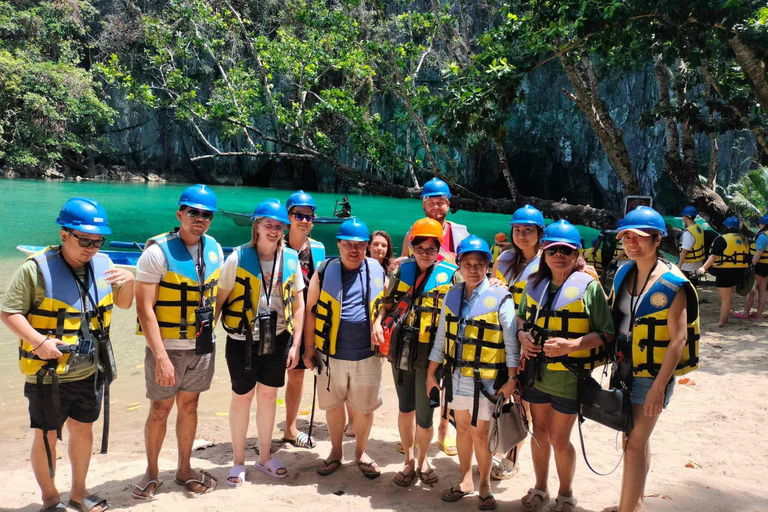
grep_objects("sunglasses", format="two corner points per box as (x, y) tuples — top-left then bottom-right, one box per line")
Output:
(545, 246), (576, 256)
(292, 212), (315, 222)
(67, 231), (106, 249)
(186, 208), (214, 221)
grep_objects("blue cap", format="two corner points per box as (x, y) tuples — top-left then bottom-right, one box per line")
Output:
(456, 235), (492, 262)
(421, 178), (452, 199)
(251, 199), (290, 224)
(541, 220), (582, 249)
(286, 190), (316, 212)
(760, 214), (768, 226)
(618, 206), (667, 237)
(337, 218), (370, 241)
(56, 198), (112, 235)
(510, 204), (545, 229)
(178, 184), (217, 212)
(681, 206), (698, 218)
(723, 216), (740, 230)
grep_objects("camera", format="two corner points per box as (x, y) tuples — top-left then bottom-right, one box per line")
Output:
(395, 325), (419, 372)
(256, 310), (278, 356)
(194, 305), (215, 355)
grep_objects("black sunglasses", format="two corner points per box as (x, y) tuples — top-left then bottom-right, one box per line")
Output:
(186, 208), (214, 221)
(545, 246), (576, 256)
(67, 231), (106, 249)
(292, 212), (315, 222)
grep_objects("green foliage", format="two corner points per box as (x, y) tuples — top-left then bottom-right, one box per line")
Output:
(724, 167), (768, 224)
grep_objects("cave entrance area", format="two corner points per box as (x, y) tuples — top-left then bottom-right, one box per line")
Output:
(241, 159), (316, 190)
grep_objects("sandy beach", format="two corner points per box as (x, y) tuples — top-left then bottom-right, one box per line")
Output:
(1, 260), (767, 512)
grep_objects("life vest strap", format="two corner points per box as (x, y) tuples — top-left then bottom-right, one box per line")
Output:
(158, 278), (219, 292)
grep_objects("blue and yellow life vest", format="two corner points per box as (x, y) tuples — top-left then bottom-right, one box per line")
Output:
(524, 272), (606, 371)
(393, 259), (457, 344)
(584, 245), (603, 274)
(712, 233), (750, 269)
(221, 245), (300, 336)
(20, 247), (113, 376)
(749, 232), (768, 265)
(308, 238), (326, 271)
(495, 250), (541, 309)
(443, 283), (510, 381)
(136, 231), (221, 339)
(678, 224), (705, 263)
(612, 261), (699, 378)
(314, 257), (385, 355)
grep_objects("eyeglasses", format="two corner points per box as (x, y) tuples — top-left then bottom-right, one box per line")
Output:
(67, 231), (106, 249)
(414, 246), (439, 256)
(186, 209), (214, 221)
(544, 246), (576, 256)
(340, 240), (367, 251)
(291, 212), (315, 222)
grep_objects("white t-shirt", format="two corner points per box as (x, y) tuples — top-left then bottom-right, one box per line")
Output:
(219, 247), (305, 341)
(135, 233), (225, 350)
(617, 286), (650, 336)
(679, 230), (703, 272)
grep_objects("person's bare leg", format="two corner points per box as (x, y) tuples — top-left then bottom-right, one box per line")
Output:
(345, 401), (355, 436)
(134, 397), (174, 497)
(31, 429), (60, 509)
(284, 369), (304, 440)
(452, 409), (475, 493)
(395, 411), (416, 482)
(548, 410), (578, 505)
(742, 290), (755, 316)
(717, 287), (733, 326)
(471, 419), (492, 498)
(757, 276), (768, 316)
(323, 402), (346, 464)
(67, 419), (104, 510)
(229, 388), (255, 484)
(351, 406), (375, 463)
(175, 391), (206, 490)
(255, 383), (279, 467)
(523, 403), (553, 509)
(415, 424), (434, 472)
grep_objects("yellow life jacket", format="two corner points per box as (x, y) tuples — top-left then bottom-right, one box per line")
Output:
(678, 224), (705, 263)
(490, 244), (502, 264)
(221, 245), (300, 336)
(19, 247), (113, 376)
(712, 233), (750, 269)
(443, 283), (510, 381)
(392, 259), (457, 344)
(495, 250), (541, 310)
(615, 239), (629, 261)
(584, 246), (603, 274)
(136, 231), (221, 339)
(749, 232), (768, 265)
(524, 272), (606, 371)
(611, 261), (699, 378)
(314, 257), (385, 355)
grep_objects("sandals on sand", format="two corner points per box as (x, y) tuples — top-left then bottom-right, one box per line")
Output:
(283, 431), (314, 448)
(40, 503), (67, 512)
(521, 488), (550, 512)
(479, 494), (497, 511)
(442, 487), (475, 502)
(438, 437), (458, 456)
(416, 467), (439, 485)
(357, 460), (381, 479)
(68, 495), (108, 512)
(254, 457), (287, 479)
(491, 450), (519, 481)
(227, 465), (247, 487)
(174, 470), (217, 495)
(393, 469), (416, 488)
(317, 459), (342, 476)
(131, 479), (164, 499)
(554, 494), (578, 512)
(396, 441), (418, 454)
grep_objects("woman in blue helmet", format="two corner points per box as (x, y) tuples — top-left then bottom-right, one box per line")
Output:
(215, 199), (306, 485)
(426, 235), (520, 510)
(738, 214), (768, 319)
(517, 220), (615, 512)
(696, 216), (750, 326)
(604, 206), (699, 512)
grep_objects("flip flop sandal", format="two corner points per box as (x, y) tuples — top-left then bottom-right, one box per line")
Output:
(521, 488), (550, 512)
(68, 495), (108, 512)
(131, 479), (164, 499)
(317, 459), (342, 476)
(393, 469), (416, 488)
(396, 441), (418, 454)
(40, 502), (67, 512)
(174, 470), (217, 495)
(554, 494), (577, 512)
(254, 457), (288, 479)
(283, 432), (314, 448)
(227, 465), (247, 487)
(416, 467), (439, 485)
(438, 437), (458, 456)
(734, 312), (750, 319)
(442, 486), (474, 502)
(478, 494), (497, 511)
(357, 460), (381, 479)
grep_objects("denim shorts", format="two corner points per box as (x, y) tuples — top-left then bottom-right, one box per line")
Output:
(631, 376), (675, 408)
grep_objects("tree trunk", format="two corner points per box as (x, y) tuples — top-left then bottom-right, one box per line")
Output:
(493, 133), (517, 197)
(559, 53), (640, 195)
(729, 35), (768, 116)
(405, 122), (419, 188)
(707, 106), (719, 189)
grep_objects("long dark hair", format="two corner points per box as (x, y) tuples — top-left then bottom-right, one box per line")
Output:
(529, 248), (587, 287)
(508, 225), (543, 276)
(368, 230), (394, 271)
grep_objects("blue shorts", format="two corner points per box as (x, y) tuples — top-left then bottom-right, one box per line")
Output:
(631, 377), (675, 408)
(523, 386), (580, 415)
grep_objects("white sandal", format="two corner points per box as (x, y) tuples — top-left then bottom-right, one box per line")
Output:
(554, 494), (578, 512)
(491, 456), (518, 480)
(521, 488), (550, 512)
(227, 465), (247, 487)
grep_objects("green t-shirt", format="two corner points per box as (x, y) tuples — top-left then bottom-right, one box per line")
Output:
(517, 279), (615, 400)
(2, 252), (115, 384)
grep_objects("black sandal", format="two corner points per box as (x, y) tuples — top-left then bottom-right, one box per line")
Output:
(68, 495), (108, 512)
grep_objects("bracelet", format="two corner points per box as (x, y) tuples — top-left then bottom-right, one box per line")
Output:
(31, 336), (50, 353)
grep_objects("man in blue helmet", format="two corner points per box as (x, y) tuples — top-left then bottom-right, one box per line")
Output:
(304, 218), (386, 479)
(1, 198), (134, 512)
(678, 206), (705, 282)
(133, 184), (224, 498)
(400, 178), (470, 263)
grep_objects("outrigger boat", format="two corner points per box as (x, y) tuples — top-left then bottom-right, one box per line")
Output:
(220, 209), (353, 227)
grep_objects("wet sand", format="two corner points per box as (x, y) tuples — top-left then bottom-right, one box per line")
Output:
(1, 254), (767, 512)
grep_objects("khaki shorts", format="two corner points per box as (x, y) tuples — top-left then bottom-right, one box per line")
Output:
(145, 347), (215, 401)
(448, 394), (494, 423)
(317, 356), (383, 414)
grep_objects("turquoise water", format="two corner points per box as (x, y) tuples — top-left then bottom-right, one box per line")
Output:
(0, 179), (600, 258)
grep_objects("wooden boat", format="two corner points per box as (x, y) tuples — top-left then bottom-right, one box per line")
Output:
(220, 209), (353, 227)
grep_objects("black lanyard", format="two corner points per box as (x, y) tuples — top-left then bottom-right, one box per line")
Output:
(628, 260), (659, 329)
(194, 238), (208, 307)
(255, 246), (280, 308)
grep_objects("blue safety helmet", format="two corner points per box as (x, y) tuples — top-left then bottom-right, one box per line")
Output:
(421, 177), (452, 199)
(178, 184), (217, 212)
(286, 190), (316, 212)
(541, 219), (582, 249)
(337, 218), (370, 241)
(456, 235), (492, 262)
(723, 216), (740, 230)
(759, 214), (768, 226)
(251, 199), (291, 224)
(617, 206), (667, 237)
(510, 204), (545, 229)
(56, 198), (112, 235)
(681, 206), (698, 218)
